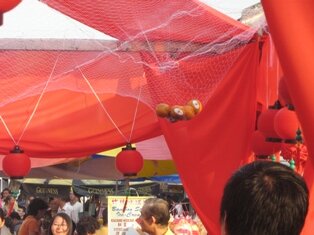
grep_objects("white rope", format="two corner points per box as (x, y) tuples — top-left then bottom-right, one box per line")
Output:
(0, 55), (60, 146)
(128, 73), (144, 143)
(77, 67), (129, 143)
(77, 67), (143, 144)
(16, 55), (60, 145)
(0, 115), (17, 145)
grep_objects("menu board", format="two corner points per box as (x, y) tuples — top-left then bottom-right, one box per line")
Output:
(107, 196), (153, 235)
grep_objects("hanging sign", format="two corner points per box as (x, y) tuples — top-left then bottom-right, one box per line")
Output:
(107, 196), (153, 235)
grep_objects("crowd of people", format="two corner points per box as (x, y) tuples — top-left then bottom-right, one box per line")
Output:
(0, 190), (108, 235)
(0, 160), (309, 235)
(135, 161), (309, 235)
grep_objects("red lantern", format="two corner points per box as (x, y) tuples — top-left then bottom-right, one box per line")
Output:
(0, 0), (21, 25)
(115, 143), (144, 177)
(274, 107), (300, 140)
(2, 145), (31, 179)
(257, 102), (282, 140)
(251, 130), (281, 158)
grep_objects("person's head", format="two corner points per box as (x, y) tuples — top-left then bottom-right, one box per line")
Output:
(27, 198), (49, 219)
(69, 191), (80, 202)
(1, 188), (11, 199)
(76, 216), (100, 235)
(220, 160), (309, 235)
(49, 197), (60, 213)
(136, 198), (170, 234)
(17, 205), (26, 219)
(58, 196), (68, 208)
(4, 195), (13, 205)
(49, 213), (73, 235)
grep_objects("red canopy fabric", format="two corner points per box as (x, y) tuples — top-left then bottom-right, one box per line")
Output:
(41, 0), (249, 43)
(0, 90), (161, 158)
(1, 0), (291, 234)
(159, 43), (259, 234)
(262, 1), (314, 234)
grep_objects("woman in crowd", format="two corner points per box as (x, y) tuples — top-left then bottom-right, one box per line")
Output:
(18, 198), (48, 235)
(48, 213), (73, 235)
(3, 196), (16, 217)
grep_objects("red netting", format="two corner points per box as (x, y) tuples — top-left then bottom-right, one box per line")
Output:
(0, 0), (259, 157)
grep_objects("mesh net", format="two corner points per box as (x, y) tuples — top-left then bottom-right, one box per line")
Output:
(0, 0), (265, 155)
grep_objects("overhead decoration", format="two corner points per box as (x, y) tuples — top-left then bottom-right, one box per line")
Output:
(257, 100), (282, 142)
(281, 129), (308, 175)
(115, 143), (144, 177)
(156, 99), (202, 122)
(251, 130), (281, 159)
(187, 99), (203, 114)
(274, 105), (300, 142)
(0, 0), (21, 26)
(2, 145), (31, 179)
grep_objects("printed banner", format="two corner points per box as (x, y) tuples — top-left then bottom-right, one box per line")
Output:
(107, 196), (153, 235)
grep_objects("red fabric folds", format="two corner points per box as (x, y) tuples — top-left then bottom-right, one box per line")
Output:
(261, 1), (314, 234)
(159, 43), (259, 234)
(0, 91), (161, 158)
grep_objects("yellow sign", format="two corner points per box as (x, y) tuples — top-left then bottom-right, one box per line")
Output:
(107, 196), (153, 235)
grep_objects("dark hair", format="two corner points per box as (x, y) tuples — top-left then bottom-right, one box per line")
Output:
(141, 198), (170, 226)
(48, 213), (73, 235)
(1, 188), (11, 198)
(76, 216), (100, 235)
(27, 198), (48, 216)
(4, 195), (12, 204)
(220, 161), (309, 235)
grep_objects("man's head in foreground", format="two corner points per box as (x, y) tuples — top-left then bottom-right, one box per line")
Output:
(220, 160), (309, 235)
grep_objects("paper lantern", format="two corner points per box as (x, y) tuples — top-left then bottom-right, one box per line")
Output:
(0, 0), (21, 26)
(274, 107), (300, 140)
(2, 145), (31, 179)
(257, 101), (282, 140)
(115, 143), (143, 177)
(251, 130), (281, 158)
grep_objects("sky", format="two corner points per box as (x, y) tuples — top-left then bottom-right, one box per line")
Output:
(0, 0), (260, 40)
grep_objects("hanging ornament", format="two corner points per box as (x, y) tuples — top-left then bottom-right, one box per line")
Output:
(281, 129), (308, 175)
(251, 130), (281, 159)
(0, 0), (21, 26)
(290, 159), (296, 170)
(2, 145), (31, 179)
(187, 99), (202, 114)
(156, 103), (171, 118)
(115, 143), (144, 177)
(274, 105), (300, 142)
(257, 100), (282, 141)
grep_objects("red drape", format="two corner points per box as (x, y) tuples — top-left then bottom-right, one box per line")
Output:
(261, 1), (314, 234)
(158, 43), (259, 234)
